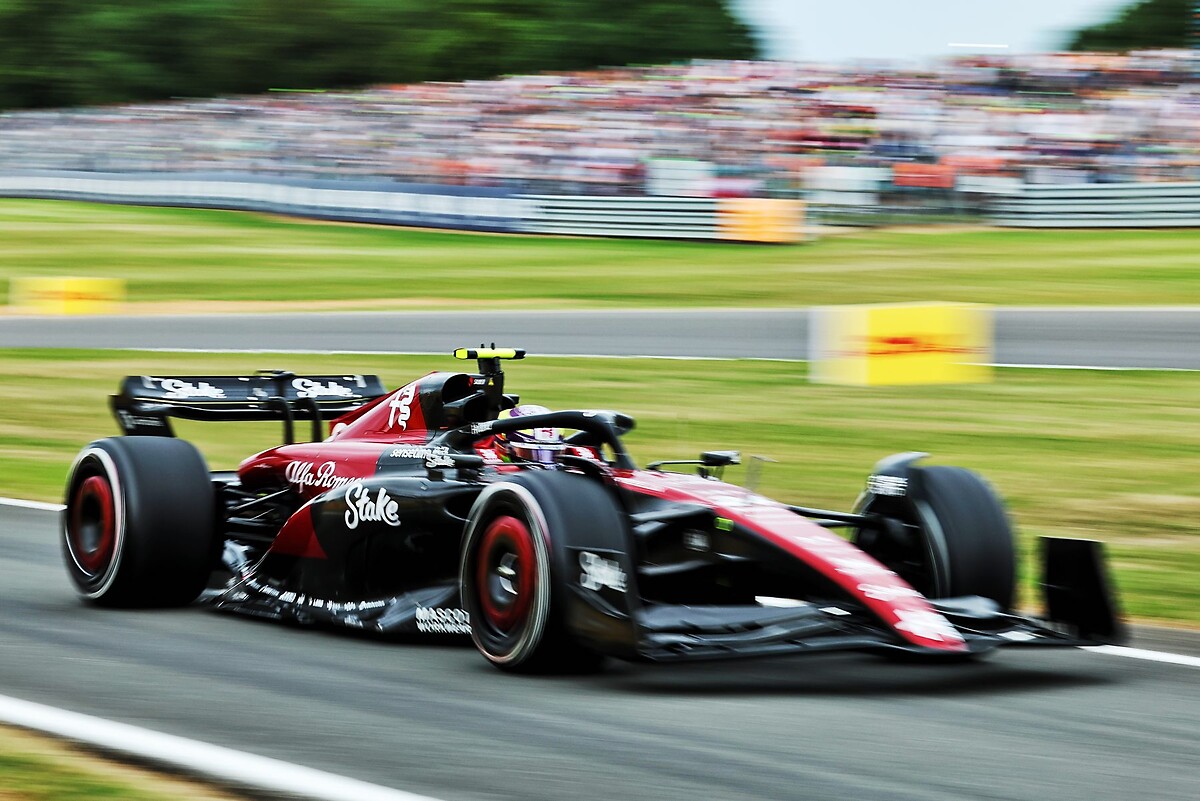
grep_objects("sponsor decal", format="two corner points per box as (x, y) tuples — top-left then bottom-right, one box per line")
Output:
(683, 530), (709, 551)
(292, 377), (354, 399)
(893, 609), (963, 644)
(344, 483), (401, 529)
(829, 555), (896, 581)
(116, 410), (166, 429)
(530, 426), (557, 443)
(867, 474), (908, 497)
(155, 378), (225, 400)
(388, 445), (455, 469)
(415, 606), (471, 635)
(579, 551), (627, 592)
(709, 492), (776, 510)
(477, 448), (504, 464)
(425, 450), (455, 469)
(387, 385), (417, 430)
(857, 583), (923, 602)
(783, 530), (843, 548)
(232, 578), (400, 622)
(285, 460), (354, 491)
(470, 421), (493, 435)
(862, 335), (976, 358)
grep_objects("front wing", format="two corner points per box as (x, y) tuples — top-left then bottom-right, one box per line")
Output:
(561, 536), (1125, 663)
(623, 596), (1110, 663)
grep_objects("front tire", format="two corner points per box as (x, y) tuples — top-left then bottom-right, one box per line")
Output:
(460, 474), (612, 673)
(917, 466), (1016, 610)
(62, 437), (215, 607)
(856, 465), (1016, 610)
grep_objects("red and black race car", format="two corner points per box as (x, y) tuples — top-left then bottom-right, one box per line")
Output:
(62, 348), (1123, 672)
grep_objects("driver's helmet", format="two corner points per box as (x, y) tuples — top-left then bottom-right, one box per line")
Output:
(495, 404), (565, 465)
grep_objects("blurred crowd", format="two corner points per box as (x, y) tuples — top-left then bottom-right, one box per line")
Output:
(1, 50), (1198, 196)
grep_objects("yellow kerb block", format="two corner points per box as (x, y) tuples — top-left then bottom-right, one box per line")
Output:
(717, 198), (804, 243)
(10, 277), (125, 315)
(809, 302), (992, 386)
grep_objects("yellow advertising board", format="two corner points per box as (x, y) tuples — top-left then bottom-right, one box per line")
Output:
(9, 277), (125, 315)
(716, 198), (804, 243)
(809, 302), (992, 386)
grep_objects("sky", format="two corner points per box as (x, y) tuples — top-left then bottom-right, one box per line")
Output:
(732, 0), (1134, 63)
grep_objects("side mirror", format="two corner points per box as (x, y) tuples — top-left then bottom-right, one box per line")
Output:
(701, 451), (741, 467)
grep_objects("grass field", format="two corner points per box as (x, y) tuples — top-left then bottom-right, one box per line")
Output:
(0, 725), (243, 801)
(2, 199), (1199, 310)
(2, 348), (1197, 624)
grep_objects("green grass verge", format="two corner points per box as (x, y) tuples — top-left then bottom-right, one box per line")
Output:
(0, 725), (241, 801)
(2, 348), (1197, 625)
(2, 199), (1199, 308)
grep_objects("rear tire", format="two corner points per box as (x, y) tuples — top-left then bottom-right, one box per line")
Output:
(62, 437), (215, 607)
(460, 473), (611, 673)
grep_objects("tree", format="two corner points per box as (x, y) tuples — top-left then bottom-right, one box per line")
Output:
(0, 0), (757, 110)
(1067, 0), (1191, 51)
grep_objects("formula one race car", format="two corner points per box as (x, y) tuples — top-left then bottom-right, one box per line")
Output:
(62, 348), (1124, 671)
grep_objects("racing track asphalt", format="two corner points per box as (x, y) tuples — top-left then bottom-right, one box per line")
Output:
(1, 307), (1199, 368)
(2, 505), (1198, 801)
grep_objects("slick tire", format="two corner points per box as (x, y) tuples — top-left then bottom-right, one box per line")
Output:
(62, 437), (215, 607)
(914, 466), (1017, 611)
(460, 472), (609, 674)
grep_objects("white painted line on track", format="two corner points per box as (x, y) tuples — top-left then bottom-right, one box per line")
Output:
(0, 694), (445, 801)
(86, 348), (1200, 371)
(0, 497), (64, 512)
(991, 363), (1200, 372)
(1083, 645), (1200, 669)
(119, 347), (785, 361)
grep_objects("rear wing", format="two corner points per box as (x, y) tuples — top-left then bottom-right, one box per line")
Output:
(110, 371), (388, 442)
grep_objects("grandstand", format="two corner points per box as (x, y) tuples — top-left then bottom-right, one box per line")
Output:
(1, 51), (1197, 197)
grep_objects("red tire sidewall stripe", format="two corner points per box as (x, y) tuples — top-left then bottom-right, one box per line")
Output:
(476, 514), (536, 632)
(71, 474), (116, 575)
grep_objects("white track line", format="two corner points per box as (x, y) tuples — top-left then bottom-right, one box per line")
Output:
(0, 694), (444, 801)
(125, 347), (778, 361)
(86, 348), (1200, 371)
(991, 363), (1200, 372)
(0, 497), (64, 512)
(1083, 645), (1200, 669)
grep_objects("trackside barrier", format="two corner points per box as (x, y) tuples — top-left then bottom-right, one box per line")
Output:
(809, 302), (993, 386)
(521, 195), (805, 242)
(0, 172), (531, 234)
(989, 182), (1200, 228)
(519, 195), (719, 239)
(9, 276), (125, 315)
(716, 198), (805, 243)
(804, 169), (1200, 228)
(5, 170), (1198, 231)
(0, 172), (807, 242)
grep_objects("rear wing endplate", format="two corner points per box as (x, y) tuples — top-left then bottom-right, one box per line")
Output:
(111, 371), (387, 442)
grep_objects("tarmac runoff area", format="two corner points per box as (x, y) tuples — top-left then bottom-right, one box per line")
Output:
(2, 305), (1200, 797)
(1, 497), (1198, 801)
(1, 307), (1200, 369)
